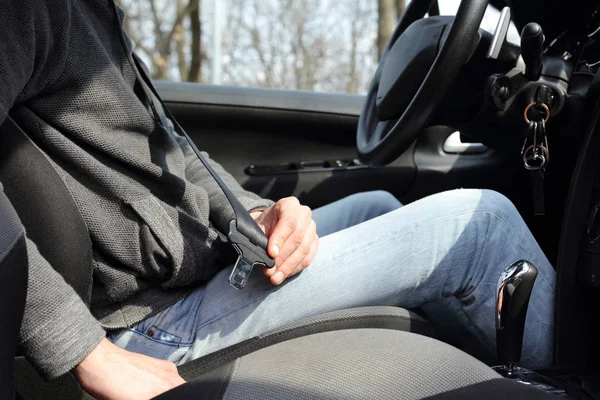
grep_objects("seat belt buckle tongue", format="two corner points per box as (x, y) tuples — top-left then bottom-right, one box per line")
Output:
(229, 256), (255, 290)
(227, 220), (275, 290)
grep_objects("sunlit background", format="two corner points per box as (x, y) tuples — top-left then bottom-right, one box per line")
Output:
(119, 0), (519, 94)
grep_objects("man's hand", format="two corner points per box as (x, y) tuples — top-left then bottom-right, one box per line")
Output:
(251, 197), (319, 285)
(73, 338), (185, 400)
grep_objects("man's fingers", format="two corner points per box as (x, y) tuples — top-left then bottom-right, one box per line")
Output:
(274, 205), (312, 267)
(261, 196), (316, 282)
(300, 232), (319, 270)
(271, 219), (317, 285)
(267, 197), (300, 258)
(74, 338), (185, 400)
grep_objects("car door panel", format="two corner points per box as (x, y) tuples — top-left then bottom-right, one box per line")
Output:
(168, 101), (416, 209)
(160, 82), (516, 210)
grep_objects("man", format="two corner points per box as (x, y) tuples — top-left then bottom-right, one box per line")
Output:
(2, 1), (555, 399)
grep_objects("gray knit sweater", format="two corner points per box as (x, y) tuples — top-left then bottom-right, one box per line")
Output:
(1, 0), (273, 379)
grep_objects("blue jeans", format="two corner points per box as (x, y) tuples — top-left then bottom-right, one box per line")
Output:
(108, 189), (555, 368)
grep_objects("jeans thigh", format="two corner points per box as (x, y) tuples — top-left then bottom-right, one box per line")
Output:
(180, 189), (554, 367)
(312, 190), (402, 237)
(110, 189), (554, 369)
(109, 190), (401, 361)
(108, 288), (205, 364)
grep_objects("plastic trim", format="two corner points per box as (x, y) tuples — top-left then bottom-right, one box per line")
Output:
(155, 81), (365, 116)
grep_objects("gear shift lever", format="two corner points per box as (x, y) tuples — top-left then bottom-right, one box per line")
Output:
(495, 260), (538, 373)
(493, 261), (568, 395)
(520, 23), (545, 81)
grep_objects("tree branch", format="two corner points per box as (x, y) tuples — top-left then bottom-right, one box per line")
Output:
(187, 0), (202, 82)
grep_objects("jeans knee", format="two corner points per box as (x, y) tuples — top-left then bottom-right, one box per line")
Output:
(478, 189), (519, 219)
(438, 189), (520, 223)
(364, 190), (402, 212)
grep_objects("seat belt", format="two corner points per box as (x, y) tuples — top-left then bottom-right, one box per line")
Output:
(109, 1), (274, 289)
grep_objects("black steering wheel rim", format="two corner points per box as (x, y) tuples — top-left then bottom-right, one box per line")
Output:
(357, 0), (489, 167)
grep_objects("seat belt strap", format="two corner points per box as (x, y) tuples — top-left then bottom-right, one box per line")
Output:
(109, 1), (275, 288)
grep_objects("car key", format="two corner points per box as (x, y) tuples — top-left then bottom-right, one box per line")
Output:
(522, 103), (550, 216)
(534, 119), (549, 216)
(538, 119), (549, 163)
(524, 146), (546, 216)
(521, 120), (536, 157)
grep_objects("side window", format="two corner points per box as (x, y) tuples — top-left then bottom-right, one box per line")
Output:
(119, 0), (519, 94)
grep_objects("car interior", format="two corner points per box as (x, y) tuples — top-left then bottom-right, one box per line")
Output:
(1, 0), (600, 398)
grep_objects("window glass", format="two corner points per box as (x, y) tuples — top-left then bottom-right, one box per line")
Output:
(119, 0), (519, 94)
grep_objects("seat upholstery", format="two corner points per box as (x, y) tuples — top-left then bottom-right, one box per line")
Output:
(14, 307), (434, 400)
(158, 329), (550, 400)
(178, 306), (435, 380)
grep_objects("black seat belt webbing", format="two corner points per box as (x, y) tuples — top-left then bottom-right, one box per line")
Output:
(109, 1), (274, 289)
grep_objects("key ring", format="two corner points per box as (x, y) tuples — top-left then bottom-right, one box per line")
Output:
(522, 145), (549, 170)
(524, 102), (550, 124)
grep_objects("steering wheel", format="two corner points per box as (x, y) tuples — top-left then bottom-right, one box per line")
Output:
(357, 0), (489, 166)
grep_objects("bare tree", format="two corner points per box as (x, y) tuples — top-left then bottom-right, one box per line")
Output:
(174, 0), (188, 80)
(347, 0), (361, 94)
(377, 0), (395, 59)
(396, 0), (406, 20)
(118, 0), (203, 82)
(224, 0), (348, 92)
(346, 0), (376, 93)
(188, 0), (202, 82)
(221, 0), (379, 93)
(119, 0), (379, 94)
